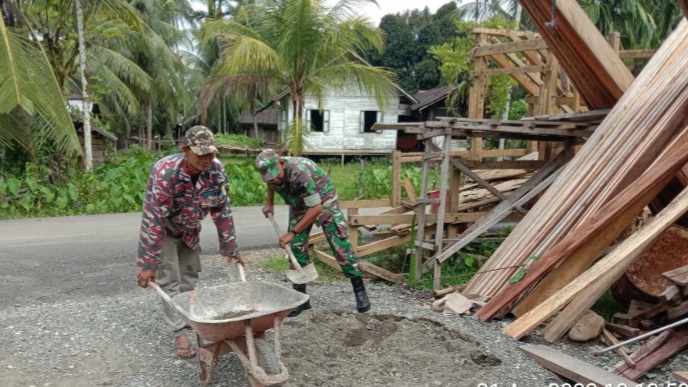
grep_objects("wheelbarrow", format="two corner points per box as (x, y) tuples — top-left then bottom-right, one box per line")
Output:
(150, 266), (309, 386)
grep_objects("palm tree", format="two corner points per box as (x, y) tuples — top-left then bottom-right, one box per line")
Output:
(199, 0), (398, 155)
(0, 2), (81, 163)
(579, 0), (681, 49)
(457, 0), (520, 23)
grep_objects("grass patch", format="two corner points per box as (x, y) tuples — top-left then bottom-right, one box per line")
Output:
(257, 249), (345, 282)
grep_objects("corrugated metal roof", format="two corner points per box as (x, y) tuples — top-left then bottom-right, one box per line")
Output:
(411, 86), (455, 112)
(239, 109), (279, 125)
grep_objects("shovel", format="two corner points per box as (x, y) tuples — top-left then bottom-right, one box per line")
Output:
(268, 213), (318, 284)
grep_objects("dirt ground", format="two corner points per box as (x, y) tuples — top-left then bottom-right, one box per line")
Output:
(279, 310), (502, 387)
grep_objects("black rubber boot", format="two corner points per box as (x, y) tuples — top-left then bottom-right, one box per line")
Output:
(288, 284), (312, 318)
(350, 277), (370, 313)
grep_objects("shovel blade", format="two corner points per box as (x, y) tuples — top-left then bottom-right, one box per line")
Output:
(287, 263), (318, 284)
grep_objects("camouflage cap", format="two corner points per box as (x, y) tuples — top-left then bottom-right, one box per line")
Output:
(183, 126), (218, 155)
(255, 149), (281, 182)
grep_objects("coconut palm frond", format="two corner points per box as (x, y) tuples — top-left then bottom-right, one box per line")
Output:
(0, 17), (81, 158)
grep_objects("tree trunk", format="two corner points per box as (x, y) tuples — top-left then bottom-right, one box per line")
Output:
(75, 0), (92, 172)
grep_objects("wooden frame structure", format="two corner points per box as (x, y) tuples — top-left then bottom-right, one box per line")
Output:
(308, 28), (655, 291)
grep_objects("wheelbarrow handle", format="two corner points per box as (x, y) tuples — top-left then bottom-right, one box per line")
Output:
(236, 262), (247, 282)
(148, 281), (172, 303)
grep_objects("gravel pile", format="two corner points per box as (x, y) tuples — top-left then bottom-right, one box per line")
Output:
(1, 248), (687, 387)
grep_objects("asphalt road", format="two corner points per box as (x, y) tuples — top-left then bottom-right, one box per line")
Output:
(0, 205), (291, 309)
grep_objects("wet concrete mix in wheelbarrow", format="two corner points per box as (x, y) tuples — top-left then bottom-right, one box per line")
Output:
(1, 248), (685, 386)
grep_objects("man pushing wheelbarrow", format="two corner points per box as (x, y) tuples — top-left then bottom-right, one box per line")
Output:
(255, 149), (371, 317)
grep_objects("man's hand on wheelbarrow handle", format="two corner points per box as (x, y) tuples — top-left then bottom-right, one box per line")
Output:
(226, 252), (246, 267)
(137, 269), (156, 288)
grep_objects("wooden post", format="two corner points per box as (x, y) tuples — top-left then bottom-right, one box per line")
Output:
(468, 34), (487, 161)
(391, 151), (401, 207)
(349, 207), (359, 252)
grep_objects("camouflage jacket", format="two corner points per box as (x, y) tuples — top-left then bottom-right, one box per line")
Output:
(269, 157), (337, 225)
(137, 153), (238, 271)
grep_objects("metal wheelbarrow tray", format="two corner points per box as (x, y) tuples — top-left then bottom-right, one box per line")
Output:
(154, 281), (308, 386)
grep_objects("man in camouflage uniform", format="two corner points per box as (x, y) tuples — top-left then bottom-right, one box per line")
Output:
(136, 126), (245, 359)
(255, 149), (370, 317)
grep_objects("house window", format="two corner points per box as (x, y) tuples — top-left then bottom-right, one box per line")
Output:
(307, 109), (330, 132)
(360, 110), (382, 133)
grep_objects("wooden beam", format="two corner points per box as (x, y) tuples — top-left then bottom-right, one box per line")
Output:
(469, 28), (540, 38)
(474, 65), (547, 76)
(349, 212), (522, 226)
(488, 53), (541, 96)
(517, 141), (688, 324)
(519, 345), (637, 386)
(518, 0), (635, 109)
(502, 184), (688, 340)
(313, 249), (404, 283)
(426, 155), (565, 268)
(356, 234), (411, 257)
(339, 199), (391, 209)
(472, 38), (549, 56)
(428, 142), (528, 214)
(618, 49), (657, 59)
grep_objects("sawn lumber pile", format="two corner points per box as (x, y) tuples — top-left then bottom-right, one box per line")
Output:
(467, 18), (688, 339)
(517, 0), (634, 109)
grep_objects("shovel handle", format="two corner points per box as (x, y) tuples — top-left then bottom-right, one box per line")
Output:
(268, 213), (303, 270)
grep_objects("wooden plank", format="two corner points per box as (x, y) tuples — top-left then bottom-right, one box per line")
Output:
(475, 132), (688, 319)
(474, 65), (547, 76)
(502, 183), (688, 340)
(308, 231), (326, 245)
(428, 142), (528, 215)
(427, 155), (565, 267)
(491, 137), (688, 322)
(667, 300), (688, 321)
(605, 323), (641, 339)
(663, 265), (688, 286)
(392, 151), (401, 207)
(519, 344), (637, 386)
(673, 371), (688, 383)
(339, 199), (391, 209)
(613, 331), (671, 375)
(469, 28), (540, 38)
(472, 37), (549, 56)
(518, 0), (635, 109)
(443, 125), (594, 138)
(618, 49), (657, 59)
(619, 329), (688, 380)
(349, 212), (523, 226)
(403, 178), (417, 203)
(600, 328), (635, 367)
(313, 249), (404, 283)
(356, 234), (411, 257)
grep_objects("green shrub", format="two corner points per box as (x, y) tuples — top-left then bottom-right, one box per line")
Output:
(215, 134), (262, 148)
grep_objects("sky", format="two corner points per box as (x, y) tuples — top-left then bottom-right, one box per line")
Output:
(348, 0), (453, 25)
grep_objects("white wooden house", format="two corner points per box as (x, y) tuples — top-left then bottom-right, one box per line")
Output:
(246, 85), (417, 156)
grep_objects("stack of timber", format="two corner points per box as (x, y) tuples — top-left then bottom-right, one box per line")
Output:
(469, 20), (688, 342)
(517, 0), (634, 109)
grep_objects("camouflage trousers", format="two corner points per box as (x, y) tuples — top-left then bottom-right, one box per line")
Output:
(288, 205), (362, 278)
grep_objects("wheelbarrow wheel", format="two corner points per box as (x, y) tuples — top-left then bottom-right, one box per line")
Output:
(255, 338), (280, 376)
